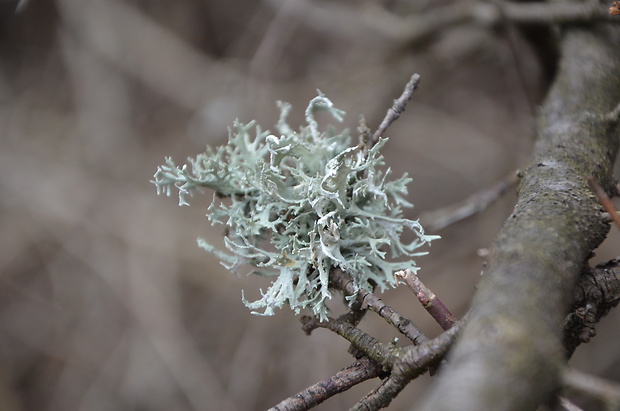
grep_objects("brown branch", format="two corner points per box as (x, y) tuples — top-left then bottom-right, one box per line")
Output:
(352, 324), (462, 411)
(395, 269), (457, 330)
(300, 315), (394, 367)
(267, 357), (384, 411)
(330, 268), (429, 345)
(298, 305), (463, 410)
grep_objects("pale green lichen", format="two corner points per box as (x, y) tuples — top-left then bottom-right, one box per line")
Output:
(153, 94), (438, 320)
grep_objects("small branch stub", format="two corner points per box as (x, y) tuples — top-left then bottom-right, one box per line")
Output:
(396, 269), (457, 330)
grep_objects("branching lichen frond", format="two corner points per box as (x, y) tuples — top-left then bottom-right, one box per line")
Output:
(153, 94), (438, 320)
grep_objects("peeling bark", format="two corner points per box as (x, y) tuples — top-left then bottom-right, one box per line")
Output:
(417, 24), (620, 411)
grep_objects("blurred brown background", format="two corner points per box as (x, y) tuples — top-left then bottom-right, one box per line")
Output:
(1, 1), (619, 410)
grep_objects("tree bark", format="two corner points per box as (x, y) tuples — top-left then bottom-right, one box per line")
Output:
(417, 23), (620, 411)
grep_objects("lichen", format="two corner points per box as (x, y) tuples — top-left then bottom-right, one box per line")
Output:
(153, 94), (438, 320)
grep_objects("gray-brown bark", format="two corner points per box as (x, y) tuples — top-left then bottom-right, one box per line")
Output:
(417, 23), (620, 411)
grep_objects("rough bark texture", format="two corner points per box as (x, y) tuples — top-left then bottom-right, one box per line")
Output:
(417, 24), (620, 411)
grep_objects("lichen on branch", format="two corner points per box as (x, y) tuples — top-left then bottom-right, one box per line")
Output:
(153, 94), (438, 320)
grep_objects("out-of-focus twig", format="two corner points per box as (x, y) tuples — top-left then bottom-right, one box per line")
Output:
(420, 172), (518, 232)
(562, 368), (620, 411)
(56, 0), (239, 111)
(558, 396), (585, 411)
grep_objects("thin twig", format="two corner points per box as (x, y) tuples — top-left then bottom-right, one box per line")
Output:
(300, 315), (394, 367)
(267, 357), (383, 411)
(368, 73), (421, 149)
(352, 324), (462, 411)
(298, 313), (463, 411)
(395, 269), (457, 330)
(330, 268), (429, 344)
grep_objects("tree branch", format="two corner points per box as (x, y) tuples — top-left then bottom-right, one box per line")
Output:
(352, 324), (462, 411)
(330, 268), (429, 345)
(267, 357), (383, 411)
(417, 22), (620, 411)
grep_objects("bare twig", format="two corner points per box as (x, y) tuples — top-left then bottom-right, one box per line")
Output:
(267, 357), (383, 411)
(298, 309), (462, 410)
(419, 172), (518, 231)
(562, 368), (620, 411)
(300, 315), (394, 368)
(368, 73), (420, 149)
(330, 268), (429, 344)
(395, 269), (457, 331)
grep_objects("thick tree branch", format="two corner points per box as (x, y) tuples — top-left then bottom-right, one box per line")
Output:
(417, 22), (620, 411)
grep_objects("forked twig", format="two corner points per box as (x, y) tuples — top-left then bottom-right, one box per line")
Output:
(562, 367), (620, 410)
(330, 268), (429, 344)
